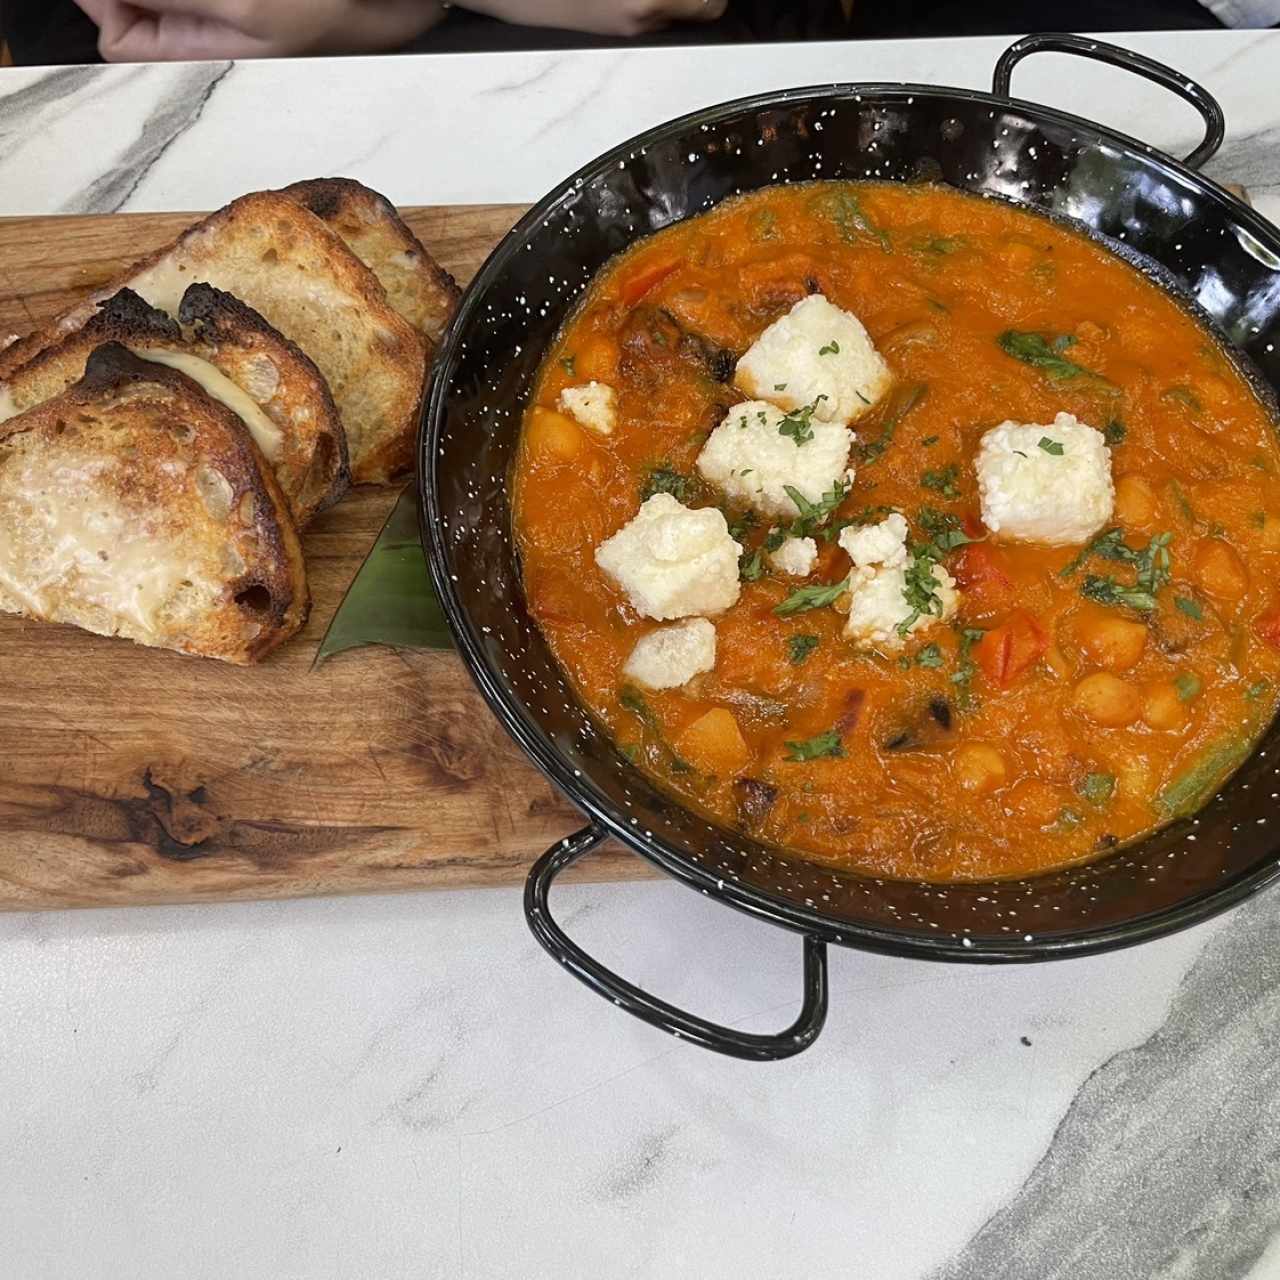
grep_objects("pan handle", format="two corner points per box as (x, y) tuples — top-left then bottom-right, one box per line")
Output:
(524, 826), (829, 1061)
(992, 32), (1225, 170)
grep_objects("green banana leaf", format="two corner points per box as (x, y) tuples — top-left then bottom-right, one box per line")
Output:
(314, 484), (453, 665)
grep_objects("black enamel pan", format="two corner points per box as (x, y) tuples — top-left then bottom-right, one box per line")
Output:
(422, 33), (1280, 1059)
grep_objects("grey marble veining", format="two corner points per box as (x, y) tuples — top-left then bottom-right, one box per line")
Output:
(61, 62), (231, 214)
(934, 889), (1280, 1280)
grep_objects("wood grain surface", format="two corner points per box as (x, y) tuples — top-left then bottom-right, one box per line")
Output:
(0, 204), (653, 909)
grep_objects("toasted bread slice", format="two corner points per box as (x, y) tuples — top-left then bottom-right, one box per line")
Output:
(0, 285), (349, 525)
(0, 192), (426, 484)
(0, 344), (309, 663)
(278, 178), (460, 346)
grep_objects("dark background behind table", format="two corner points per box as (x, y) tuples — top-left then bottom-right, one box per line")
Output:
(0, 0), (1245, 67)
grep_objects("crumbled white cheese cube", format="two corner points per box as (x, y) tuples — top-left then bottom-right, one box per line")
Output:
(595, 492), (742, 620)
(844, 560), (959, 651)
(836, 511), (958, 651)
(696, 400), (853, 519)
(768, 536), (818, 577)
(622, 618), (716, 690)
(734, 294), (892, 424)
(976, 412), (1114, 546)
(558, 381), (616, 435)
(838, 512), (910, 569)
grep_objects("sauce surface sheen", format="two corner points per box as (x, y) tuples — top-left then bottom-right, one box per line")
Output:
(513, 181), (1280, 882)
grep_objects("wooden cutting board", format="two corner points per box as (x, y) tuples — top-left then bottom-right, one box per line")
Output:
(0, 204), (653, 910)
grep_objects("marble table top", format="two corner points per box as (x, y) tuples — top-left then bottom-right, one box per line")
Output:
(2, 28), (1280, 1280)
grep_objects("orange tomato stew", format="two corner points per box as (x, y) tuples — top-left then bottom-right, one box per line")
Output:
(511, 181), (1280, 882)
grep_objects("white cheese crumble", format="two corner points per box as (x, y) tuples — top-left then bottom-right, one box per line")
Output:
(837, 513), (958, 651)
(838, 511), (909, 569)
(976, 412), (1114, 546)
(622, 618), (716, 690)
(768, 536), (818, 577)
(734, 294), (892, 424)
(696, 399), (853, 519)
(558, 381), (617, 435)
(594, 492), (742, 621)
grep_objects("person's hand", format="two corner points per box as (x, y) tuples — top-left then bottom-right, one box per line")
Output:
(454, 0), (728, 38)
(74, 0), (446, 61)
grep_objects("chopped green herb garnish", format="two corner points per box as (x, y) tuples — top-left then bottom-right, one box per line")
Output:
(1251, 511), (1267, 530)
(950, 626), (986, 708)
(1162, 385), (1202, 411)
(917, 235), (965, 256)
(787, 634), (820, 665)
(1082, 574), (1157, 612)
(1067, 530), (1172, 611)
(619, 685), (693, 775)
(1060, 527), (1128, 577)
(917, 506), (980, 556)
(1169, 480), (1195, 523)
(1246, 680), (1270, 701)
(783, 730), (844, 762)
(1156, 733), (1253, 819)
(777, 399), (825, 447)
(921, 463), (960, 501)
(921, 435), (939, 447)
(1175, 672), (1202, 702)
(620, 684), (654, 723)
(1078, 772), (1116, 806)
(898, 543), (945, 636)
(915, 643), (944, 668)
(725, 507), (757, 541)
(858, 382), (928, 465)
(1103, 418), (1126, 446)
(774, 382), (788, 391)
(641, 464), (694, 503)
(1038, 436), (1065, 456)
(997, 329), (1113, 388)
(763, 528), (786, 552)
(812, 187), (890, 251)
(559, 355), (576, 376)
(619, 743), (640, 763)
(1175, 596), (1204, 620)
(774, 576), (850, 617)
(818, 340), (840, 356)
(739, 548), (766, 582)
(784, 478), (851, 538)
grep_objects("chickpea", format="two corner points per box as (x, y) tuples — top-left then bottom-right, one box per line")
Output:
(1073, 672), (1142, 727)
(953, 743), (1008, 794)
(1006, 778), (1065, 827)
(573, 335), (619, 382)
(1114, 474), (1158, 530)
(526, 407), (584, 461)
(1078, 614), (1148, 671)
(1142, 682), (1189, 731)
(1192, 538), (1249, 602)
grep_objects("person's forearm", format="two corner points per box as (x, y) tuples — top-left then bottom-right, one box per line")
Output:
(451, 0), (725, 38)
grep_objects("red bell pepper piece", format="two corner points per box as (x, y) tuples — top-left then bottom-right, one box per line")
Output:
(975, 609), (1049, 687)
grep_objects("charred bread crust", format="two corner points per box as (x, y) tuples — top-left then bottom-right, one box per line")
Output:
(0, 188), (427, 486)
(9, 289), (180, 383)
(278, 176), (462, 344)
(70, 343), (309, 660)
(176, 282), (352, 518)
(281, 178), (461, 309)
